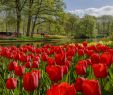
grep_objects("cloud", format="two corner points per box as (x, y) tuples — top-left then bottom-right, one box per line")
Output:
(70, 6), (113, 17)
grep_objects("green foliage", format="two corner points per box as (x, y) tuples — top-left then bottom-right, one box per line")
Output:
(0, 0), (113, 38)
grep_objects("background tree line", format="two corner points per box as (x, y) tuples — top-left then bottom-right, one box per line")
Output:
(0, 0), (113, 38)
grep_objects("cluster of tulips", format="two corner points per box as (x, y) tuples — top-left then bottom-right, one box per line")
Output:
(0, 41), (113, 95)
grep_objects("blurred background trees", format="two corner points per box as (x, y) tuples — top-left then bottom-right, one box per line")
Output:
(0, 0), (113, 38)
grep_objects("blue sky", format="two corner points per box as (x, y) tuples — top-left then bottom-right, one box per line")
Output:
(65, 0), (113, 17)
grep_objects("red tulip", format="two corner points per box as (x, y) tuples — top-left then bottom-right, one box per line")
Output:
(47, 57), (55, 65)
(23, 72), (38, 91)
(19, 53), (27, 62)
(46, 84), (58, 95)
(32, 70), (41, 80)
(66, 48), (76, 57)
(91, 53), (100, 64)
(32, 61), (39, 68)
(46, 65), (63, 82)
(82, 41), (87, 47)
(67, 56), (73, 61)
(82, 79), (101, 95)
(75, 64), (86, 75)
(92, 63), (108, 78)
(86, 59), (92, 65)
(55, 53), (65, 65)
(78, 49), (84, 56)
(62, 65), (68, 75)
(58, 82), (76, 95)
(64, 60), (71, 67)
(25, 61), (31, 68)
(87, 45), (96, 51)
(6, 78), (17, 89)
(86, 50), (94, 57)
(42, 53), (48, 62)
(77, 60), (88, 67)
(14, 66), (25, 76)
(8, 61), (18, 71)
(100, 52), (112, 67)
(33, 55), (40, 61)
(46, 82), (76, 95)
(75, 77), (85, 92)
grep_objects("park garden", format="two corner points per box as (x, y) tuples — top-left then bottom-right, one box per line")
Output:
(0, 0), (113, 95)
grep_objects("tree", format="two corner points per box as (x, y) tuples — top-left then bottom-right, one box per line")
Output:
(0, 0), (27, 37)
(77, 15), (97, 38)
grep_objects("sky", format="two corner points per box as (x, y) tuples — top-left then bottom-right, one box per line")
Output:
(65, 0), (113, 17)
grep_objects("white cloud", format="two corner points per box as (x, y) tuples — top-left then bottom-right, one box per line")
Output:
(70, 6), (113, 17)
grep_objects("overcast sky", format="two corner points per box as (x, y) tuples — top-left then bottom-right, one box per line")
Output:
(65, 0), (113, 17)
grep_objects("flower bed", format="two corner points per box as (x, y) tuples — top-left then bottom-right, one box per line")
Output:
(0, 41), (113, 95)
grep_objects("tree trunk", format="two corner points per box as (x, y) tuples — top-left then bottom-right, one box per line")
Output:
(26, 0), (34, 37)
(23, 24), (25, 35)
(31, 15), (38, 37)
(17, 14), (21, 37)
(26, 15), (32, 36)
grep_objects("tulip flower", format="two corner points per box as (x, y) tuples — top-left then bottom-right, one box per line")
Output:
(46, 82), (76, 95)
(82, 41), (87, 47)
(62, 65), (68, 75)
(25, 61), (31, 68)
(32, 70), (41, 80)
(14, 66), (25, 76)
(66, 48), (76, 57)
(91, 53), (100, 64)
(86, 59), (92, 65)
(64, 60), (71, 67)
(46, 65), (63, 82)
(86, 50), (94, 57)
(78, 49), (85, 57)
(6, 78), (17, 89)
(42, 53), (48, 62)
(75, 65), (86, 75)
(100, 52), (112, 67)
(8, 61), (18, 71)
(92, 63), (108, 78)
(32, 61), (39, 68)
(82, 79), (101, 95)
(47, 57), (55, 65)
(75, 77), (85, 92)
(77, 60), (88, 67)
(23, 72), (38, 91)
(55, 53), (66, 65)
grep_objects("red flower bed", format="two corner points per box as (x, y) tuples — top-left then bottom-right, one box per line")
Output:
(0, 41), (113, 95)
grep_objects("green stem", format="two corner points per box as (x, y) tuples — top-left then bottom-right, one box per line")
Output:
(29, 91), (34, 95)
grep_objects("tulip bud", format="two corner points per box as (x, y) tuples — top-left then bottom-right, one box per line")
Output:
(6, 78), (17, 89)
(23, 72), (38, 91)
(8, 61), (18, 71)
(14, 66), (25, 76)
